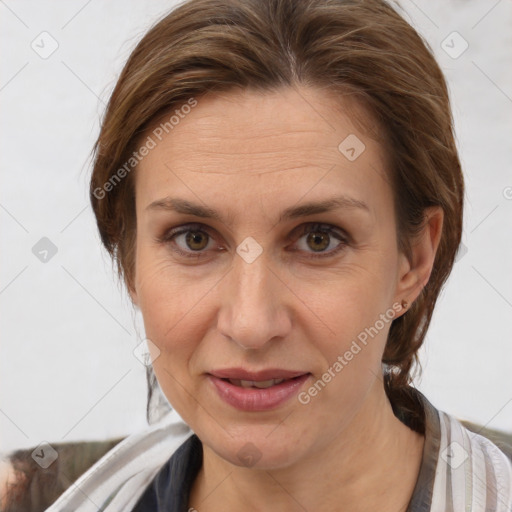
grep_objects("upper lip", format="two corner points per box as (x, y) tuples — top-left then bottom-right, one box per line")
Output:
(209, 368), (309, 381)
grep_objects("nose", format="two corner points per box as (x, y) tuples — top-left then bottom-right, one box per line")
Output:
(216, 250), (292, 350)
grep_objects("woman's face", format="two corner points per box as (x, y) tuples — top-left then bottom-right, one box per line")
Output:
(131, 86), (413, 468)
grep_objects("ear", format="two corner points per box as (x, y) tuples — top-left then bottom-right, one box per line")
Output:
(394, 206), (444, 307)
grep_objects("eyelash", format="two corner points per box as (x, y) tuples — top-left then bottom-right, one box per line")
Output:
(157, 222), (350, 261)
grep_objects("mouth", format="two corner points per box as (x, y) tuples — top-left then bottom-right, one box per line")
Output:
(207, 369), (311, 411)
(223, 377), (290, 389)
(209, 368), (308, 381)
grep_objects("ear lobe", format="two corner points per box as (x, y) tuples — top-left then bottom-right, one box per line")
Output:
(396, 206), (444, 303)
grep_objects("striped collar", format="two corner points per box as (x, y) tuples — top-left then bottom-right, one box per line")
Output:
(408, 390), (512, 511)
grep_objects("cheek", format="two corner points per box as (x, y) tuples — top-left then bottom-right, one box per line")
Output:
(134, 249), (195, 351)
(314, 292), (391, 373)
(292, 259), (395, 330)
(135, 262), (203, 414)
(133, 245), (220, 380)
(293, 260), (397, 386)
(135, 240), (198, 320)
(297, 288), (395, 426)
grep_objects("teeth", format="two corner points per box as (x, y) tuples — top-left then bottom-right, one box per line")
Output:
(228, 378), (286, 389)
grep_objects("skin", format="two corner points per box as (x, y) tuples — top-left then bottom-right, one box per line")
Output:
(130, 86), (443, 511)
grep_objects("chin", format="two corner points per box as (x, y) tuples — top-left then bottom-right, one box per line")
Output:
(203, 424), (305, 470)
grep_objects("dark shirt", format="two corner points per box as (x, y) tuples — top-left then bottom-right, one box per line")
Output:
(132, 432), (203, 511)
(132, 388), (442, 512)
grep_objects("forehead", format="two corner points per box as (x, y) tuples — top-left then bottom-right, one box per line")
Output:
(134, 86), (391, 217)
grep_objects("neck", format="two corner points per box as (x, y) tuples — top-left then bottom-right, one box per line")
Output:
(189, 381), (424, 512)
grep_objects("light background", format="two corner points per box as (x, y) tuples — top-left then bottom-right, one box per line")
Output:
(1, 0), (511, 454)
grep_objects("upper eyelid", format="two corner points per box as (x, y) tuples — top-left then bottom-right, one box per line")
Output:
(165, 221), (347, 238)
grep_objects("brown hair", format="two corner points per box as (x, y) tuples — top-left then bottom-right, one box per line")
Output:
(89, 0), (464, 430)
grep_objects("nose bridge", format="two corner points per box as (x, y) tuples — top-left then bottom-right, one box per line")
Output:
(217, 249), (289, 349)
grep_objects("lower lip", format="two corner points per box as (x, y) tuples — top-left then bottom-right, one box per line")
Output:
(208, 374), (311, 411)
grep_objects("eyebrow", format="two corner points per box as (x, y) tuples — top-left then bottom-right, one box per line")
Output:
(145, 195), (369, 224)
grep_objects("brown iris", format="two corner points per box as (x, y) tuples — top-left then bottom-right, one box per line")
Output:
(185, 231), (209, 251)
(306, 231), (330, 252)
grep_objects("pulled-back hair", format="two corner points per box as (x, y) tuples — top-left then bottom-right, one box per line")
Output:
(89, 0), (464, 428)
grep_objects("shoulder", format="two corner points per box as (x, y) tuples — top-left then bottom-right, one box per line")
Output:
(44, 409), (193, 512)
(0, 410), (192, 512)
(460, 418), (512, 463)
(402, 388), (512, 511)
(434, 408), (512, 510)
(438, 410), (512, 469)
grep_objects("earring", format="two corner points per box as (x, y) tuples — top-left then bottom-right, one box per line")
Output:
(401, 299), (409, 310)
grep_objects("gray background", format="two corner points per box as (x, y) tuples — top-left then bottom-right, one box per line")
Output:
(1, 0), (511, 454)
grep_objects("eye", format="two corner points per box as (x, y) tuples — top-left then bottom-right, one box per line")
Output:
(291, 223), (349, 259)
(157, 222), (349, 260)
(157, 223), (217, 259)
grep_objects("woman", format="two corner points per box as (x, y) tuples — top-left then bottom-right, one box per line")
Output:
(3, 0), (512, 510)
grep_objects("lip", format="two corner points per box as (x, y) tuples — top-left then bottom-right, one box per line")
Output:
(209, 368), (307, 381)
(207, 369), (311, 412)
